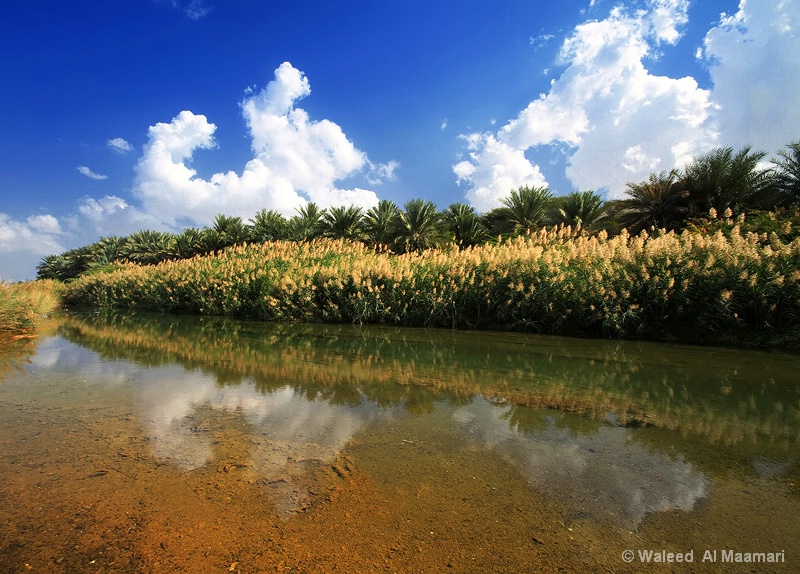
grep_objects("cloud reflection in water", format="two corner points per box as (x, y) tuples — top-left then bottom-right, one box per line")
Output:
(131, 366), (373, 515)
(453, 399), (708, 530)
(28, 337), (708, 525)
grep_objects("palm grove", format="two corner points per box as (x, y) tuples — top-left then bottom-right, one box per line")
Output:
(37, 143), (800, 281)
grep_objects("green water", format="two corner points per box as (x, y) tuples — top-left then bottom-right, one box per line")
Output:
(1, 312), (798, 573)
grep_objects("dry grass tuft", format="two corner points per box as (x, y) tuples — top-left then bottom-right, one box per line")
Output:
(0, 280), (62, 334)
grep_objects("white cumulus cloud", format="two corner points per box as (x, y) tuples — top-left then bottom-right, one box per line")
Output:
(702, 0), (800, 155)
(25, 214), (62, 235)
(454, 133), (548, 213)
(78, 195), (131, 222)
(70, 196), (156, 251)
(134, 62), (382, 226)
(455, 0), (721, 205)
(0, 214), (62, 252)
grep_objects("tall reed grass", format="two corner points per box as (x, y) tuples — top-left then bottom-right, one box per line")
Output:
(0, 280), (62, 334)
(62, 223), (800, 349)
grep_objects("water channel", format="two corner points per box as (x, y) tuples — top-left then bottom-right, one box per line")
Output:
(1, 312), (798, 573)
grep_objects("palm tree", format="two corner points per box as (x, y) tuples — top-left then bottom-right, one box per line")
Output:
(617, 170), (689, 233)
(249, 209), (289, 242)
(682, 146), (778, 214)
(363, 200), (400, 248)
(169, 227), (204, 259)
(195, 228), (225, 255)
(391, 199), (447, 252)
(772, 141), (800, 205)
(211, 214), (249, 248)
(594, 199), (627, 236)
(550, 191), (605, 230)
(321, 205), (365, 241)
(36, 254), (73, 281)
(288, 202), (325, 241)
(499, 185), (553, 233)
(481, 207), (516, 238)
(445, 203), (488, 247)
(87, 236), (126, 269)
(38, 243), (106, 280)
(120, 230), (175, 265)
(35, 255), (58, 280)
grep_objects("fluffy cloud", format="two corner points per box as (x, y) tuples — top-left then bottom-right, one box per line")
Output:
(0, 213), (64, 280)
(78, 195), (131, 221)
(455, 0), (722, 205)
(25, 214), (62, 235)
(454, 134), (548, 213)
(77, 166), (109, 180)
(0, 214), (62, 252)
(239, 62), (376, 208)
(133, 110), (220, 223)
(107, 137), (133, 153)
(702, 0), (800, 155)
(134, 62), (382, 226)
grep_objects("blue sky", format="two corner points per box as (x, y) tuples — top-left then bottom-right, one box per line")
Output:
(1, 0), (798, 280)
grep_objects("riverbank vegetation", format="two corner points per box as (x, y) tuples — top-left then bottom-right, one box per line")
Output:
(0, 282), (61, 381)
(39, 142), (800, 349)
(61, 216), (800, 349)
(0, 280), (61, 335)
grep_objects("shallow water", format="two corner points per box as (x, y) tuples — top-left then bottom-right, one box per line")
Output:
(1, 312), (798, 573)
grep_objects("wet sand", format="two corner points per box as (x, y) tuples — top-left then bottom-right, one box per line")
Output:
(2, 377), (797, 574)
(2, 324), (798, 573)
(0, 383), (605, 573)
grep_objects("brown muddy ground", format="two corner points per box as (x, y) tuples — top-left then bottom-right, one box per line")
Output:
(2, 345), (798, 574)
(2, 394), (797, 574)
(0, 393), (622, 574)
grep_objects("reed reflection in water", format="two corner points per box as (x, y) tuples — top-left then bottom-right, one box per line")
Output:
(1, 312), (797, 573)
(59, 311), (800, 457)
